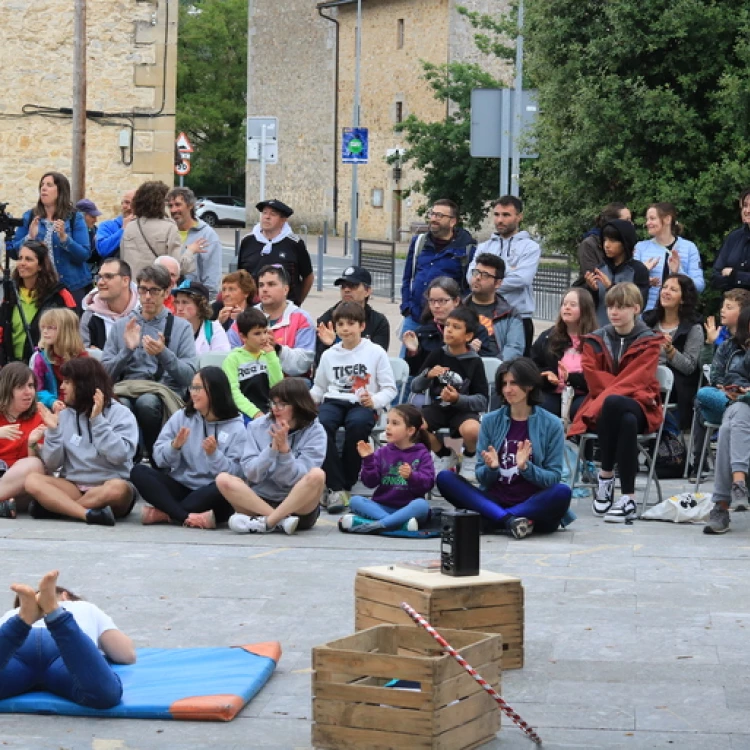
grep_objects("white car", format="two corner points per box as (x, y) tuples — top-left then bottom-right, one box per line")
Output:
(195, 196), (246, 227)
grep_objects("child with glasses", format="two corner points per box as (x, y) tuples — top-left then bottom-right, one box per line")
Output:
(222, 308), (283, 423)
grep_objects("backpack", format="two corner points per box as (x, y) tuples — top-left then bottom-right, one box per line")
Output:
(655, 412), (687, 479)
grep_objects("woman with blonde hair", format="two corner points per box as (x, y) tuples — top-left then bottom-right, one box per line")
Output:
(29, 308), (88, 410)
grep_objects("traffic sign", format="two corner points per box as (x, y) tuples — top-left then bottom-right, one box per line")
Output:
(247, 117), (278, 164)
(176, 132), (193, 154)
(342, 127), (368, 164)
(174, 159), (191, 176)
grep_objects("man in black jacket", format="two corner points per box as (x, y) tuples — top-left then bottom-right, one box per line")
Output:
(315, 266), (390, 366)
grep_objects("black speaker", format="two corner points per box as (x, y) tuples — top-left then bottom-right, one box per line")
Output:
(441, 509), (480, 577)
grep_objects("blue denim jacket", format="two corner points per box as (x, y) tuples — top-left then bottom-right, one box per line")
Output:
(11, 209), (92, 292)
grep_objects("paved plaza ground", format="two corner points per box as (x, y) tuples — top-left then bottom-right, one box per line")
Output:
(2, 247), (748, 748)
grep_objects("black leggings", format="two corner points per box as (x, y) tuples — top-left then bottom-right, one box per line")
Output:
(130, 464), (232, 524)
(597, 395), (646, 495)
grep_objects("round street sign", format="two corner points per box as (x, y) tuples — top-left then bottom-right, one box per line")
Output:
(174, 159), (191, 176)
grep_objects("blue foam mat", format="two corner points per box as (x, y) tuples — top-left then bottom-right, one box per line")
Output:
(0, 645), (278, 720)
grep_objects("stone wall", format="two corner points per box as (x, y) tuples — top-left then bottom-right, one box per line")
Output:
(0, 0), (178, 224)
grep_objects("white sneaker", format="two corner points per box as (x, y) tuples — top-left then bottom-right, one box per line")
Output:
(592, 475), (615, 516)
(404, 517), (419, 532)
(326, 490), (350, 515)
(459, 453), (477, 483)
(432, 449), (458, 474)
(604, 495), (637, 523)
(276, 516), (299, 535)
(228, 513), (253, 533)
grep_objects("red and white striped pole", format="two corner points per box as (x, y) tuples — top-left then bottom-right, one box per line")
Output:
(401, 601), (542, 746)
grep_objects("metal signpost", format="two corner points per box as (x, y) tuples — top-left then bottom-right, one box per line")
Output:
(247, 117), (278, 203)
(174, 131), (193, 187)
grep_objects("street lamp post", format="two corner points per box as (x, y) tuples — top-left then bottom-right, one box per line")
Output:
(349, 0), (362, 262)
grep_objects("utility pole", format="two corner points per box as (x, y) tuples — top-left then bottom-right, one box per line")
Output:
(510, 0), (524, 197)
(349, 0), (362, 262)
(72, 0), (87, 202)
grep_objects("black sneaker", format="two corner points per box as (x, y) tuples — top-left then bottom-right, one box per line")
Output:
(85, 507), (116, 527)
(509, 517), (533, 539)
(28, 500), (62, 520)
(704, 505), (730, 534)
(604, 495), (637, 524)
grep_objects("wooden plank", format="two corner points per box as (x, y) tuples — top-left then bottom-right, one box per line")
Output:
(437, 606), (524, 631)
(431, 583), (524, 610)
(357, 565), (521, 590)
(434, 635), (502, 683)
(314, 649), (437, 683)
(356, 599), (415, 629)
(313, 679), (432, 711)
(313, 722), (433, 749)
(434, 710), (500, 750)
(320, 627), (382, 653)
(313, 698), (434, 737)
(434, 690), (500, 735)
(356, 575), (432, 610)
(433, 662), (500, 707)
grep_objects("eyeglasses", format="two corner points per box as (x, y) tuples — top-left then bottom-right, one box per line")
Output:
(95, 272), (122, 282)
(428, 297), (453, 306)
(471, 269), (497, 281)
(188, 384), (205, 392)
(137, 286), (164, 296)
(270, 401), (290, 410)
(428, 210), (454, 220)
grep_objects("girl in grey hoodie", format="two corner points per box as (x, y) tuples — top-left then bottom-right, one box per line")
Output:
(131, 366), (247, 528)
(25, 358), (139, 526)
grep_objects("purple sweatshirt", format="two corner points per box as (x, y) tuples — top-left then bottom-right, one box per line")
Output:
(360, 443), (434, 508)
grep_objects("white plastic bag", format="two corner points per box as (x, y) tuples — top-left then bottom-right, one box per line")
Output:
(641, 492), (712, 523)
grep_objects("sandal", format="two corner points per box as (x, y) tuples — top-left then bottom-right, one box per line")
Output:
(0, 499), (17, 519)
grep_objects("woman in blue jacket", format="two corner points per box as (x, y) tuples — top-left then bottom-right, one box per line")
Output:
(634, 202), (705, 310)
(10, 172), (92, 306)
(436, 358), (572, 539)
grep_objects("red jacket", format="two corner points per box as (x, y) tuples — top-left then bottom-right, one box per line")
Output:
(568, 324), (663, 436)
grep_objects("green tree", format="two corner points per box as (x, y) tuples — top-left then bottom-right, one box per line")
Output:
(393, 10), (514, 229)
(522, 0), (750, 261)
(176, 0), (248, 196)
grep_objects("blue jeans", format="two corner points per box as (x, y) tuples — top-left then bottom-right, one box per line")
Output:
(318, 400), (377, 491)
(350, 495), (430, 530)
(0, 609), (123, 708)
(436, 471), (572, 534)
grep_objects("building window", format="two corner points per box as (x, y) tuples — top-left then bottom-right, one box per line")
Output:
(395, 101), (403, 123)
(397, 19), (404, 49)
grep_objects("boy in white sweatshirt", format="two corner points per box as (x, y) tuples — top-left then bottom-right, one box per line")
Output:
(310, 302), (396, 513)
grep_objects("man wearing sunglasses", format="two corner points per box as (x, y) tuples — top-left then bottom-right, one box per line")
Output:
(400, 199), (477, 344)
(79, 258), (139, 350)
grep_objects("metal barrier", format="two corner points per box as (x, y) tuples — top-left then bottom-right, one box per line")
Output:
(358, 239), (396, 302)
(532, 256), (573, 321)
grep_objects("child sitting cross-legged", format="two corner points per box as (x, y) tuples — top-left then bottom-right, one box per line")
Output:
(339, 404), (434, 534)
(410, 307), (488, 483)
(222, 308), (283, 423)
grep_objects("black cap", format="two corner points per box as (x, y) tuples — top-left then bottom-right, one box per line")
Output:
(256, 199), (293, 218)
(334, 266), (372, 286)
(172, 279), (210, 300)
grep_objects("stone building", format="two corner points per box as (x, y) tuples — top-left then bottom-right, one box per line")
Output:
(0, 0), (178, 223)
(246, 0), (510, 239)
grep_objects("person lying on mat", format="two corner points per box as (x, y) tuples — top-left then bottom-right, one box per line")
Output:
(0, 569), (135, 709)
(435, 357), (572, 540)
(216, 377), (326, 535)
(338, 404), (433, 534)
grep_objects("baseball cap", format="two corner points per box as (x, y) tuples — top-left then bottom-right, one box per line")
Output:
(334, 266), (372, 286)
(75, 198), (102, 217)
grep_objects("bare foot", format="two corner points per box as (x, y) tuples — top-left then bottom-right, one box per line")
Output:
(10, 584), (42, 625)
(36, 570), (60, 615)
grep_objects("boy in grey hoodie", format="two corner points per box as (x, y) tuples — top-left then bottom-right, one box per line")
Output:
(24, 358), (139, 526)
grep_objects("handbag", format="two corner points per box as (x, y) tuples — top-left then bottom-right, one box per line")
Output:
(136, 219), (160, 259)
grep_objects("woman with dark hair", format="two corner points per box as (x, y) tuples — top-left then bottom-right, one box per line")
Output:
(0, 240), (77, 364)
(24, 358), (139, 526)
(401, 276), (491, 373)
(216, 377), (326, 535)
(173, 280), (231, 354)
(10, 172), (92, 306)
(575, 201), (631, 284)
(531, 287), (597, 419)
(642, 273), (703, 429)
(435, 358), (572, 539)
(0, 570), (135, 709)
(130, 366), (246, 528)
(581, 219), (650, 325)
(712, 188), (750, 293)
(0, 363), (46, 518)
(120, 180), (195, 281)
(635, 202), (705, 310)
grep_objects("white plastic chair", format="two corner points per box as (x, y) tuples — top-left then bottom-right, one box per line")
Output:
(371, 357), (411, 446)
(198, 351), (229, 369)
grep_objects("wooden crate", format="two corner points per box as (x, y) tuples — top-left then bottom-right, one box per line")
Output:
(312, 624), (502, 750)
(355, 565), (524, 670)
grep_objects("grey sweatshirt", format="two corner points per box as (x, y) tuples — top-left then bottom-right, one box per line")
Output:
(41, 401), (138, 484)
(100, 307), (197, 393)
(152, 409), (247, 490)
(241, 414), (327, 503)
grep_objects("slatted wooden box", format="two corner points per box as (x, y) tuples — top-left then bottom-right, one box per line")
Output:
(312, 624), (501, 750)
(355, 565), (524, 670)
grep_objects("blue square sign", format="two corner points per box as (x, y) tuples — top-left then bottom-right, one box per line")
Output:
(342, 127), (369, 164)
